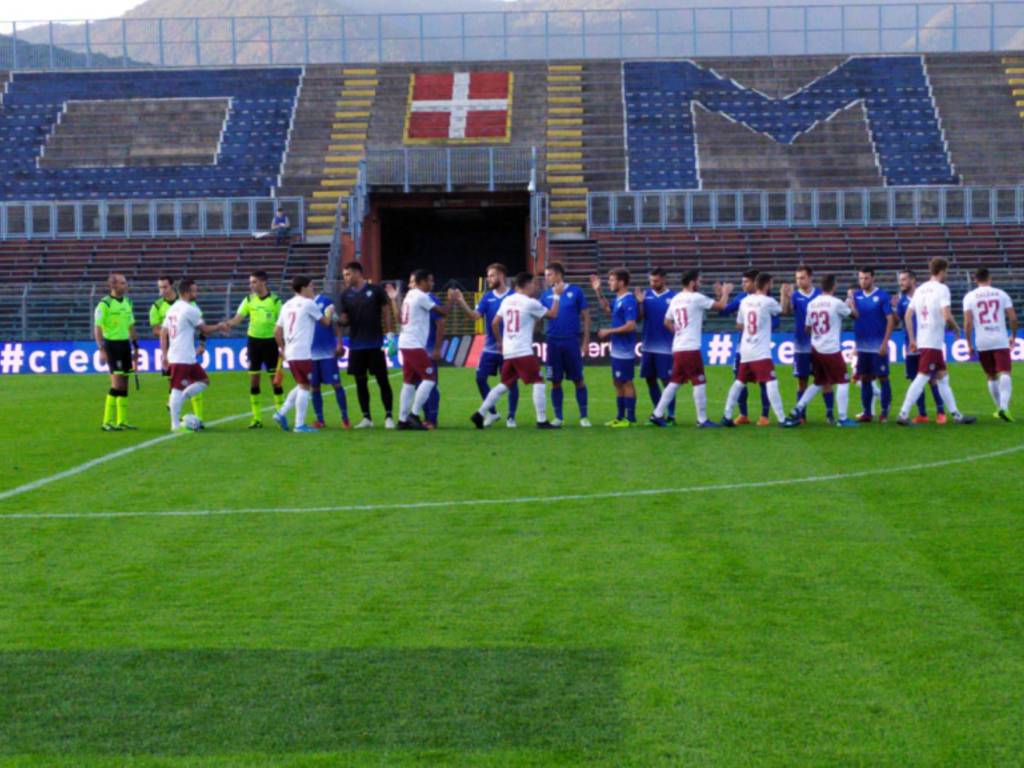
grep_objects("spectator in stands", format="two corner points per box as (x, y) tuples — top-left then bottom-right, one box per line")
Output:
(272, 208), (291, 246)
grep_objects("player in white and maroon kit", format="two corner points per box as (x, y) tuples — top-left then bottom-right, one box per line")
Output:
(159, 279), (226, 432)
(273, 276), (333, 432)
(648, 270), (732, 427)
(471, 272), (563, 429)
(722, 273), (787, 426)
(782, 275), (859, 428)
(963, 267), (1018, 421)
(388, 269), (453, 431)
(897, 258), (976, 425)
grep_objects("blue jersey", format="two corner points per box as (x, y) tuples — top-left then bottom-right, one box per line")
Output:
(791, 287), (822, 353)
(852, 288), (892, 349)
(311, 294), (337, 360)
(609, 293), (639, 360)
(895, 291), (919, 338)
(641, 288), (675, 355)
(425, 292), (441, 352)
(541, 284), (588, 339)
(475, 288), (512, 354)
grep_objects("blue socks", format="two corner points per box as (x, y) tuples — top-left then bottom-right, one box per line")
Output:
(312, 388), (324, 423)
(930, 382), (945, 414)
(823, 391), (835, 420)
(646, 378), (661, 410)
(575, 384), (588, 418)
(625, 397), (636, 423)
(861, 380), (873, 416)
(759, 384), (770, 418)
(334, 386), (348, 422)
(508, 383), (519, 419)
(424, 387), (440, 424)
(616, 396), (625, 420)
(880, 379), (892, 416)
(477, 373), (496, 416)
(738, 386), (749, 416)
(552, 386), (565, 420)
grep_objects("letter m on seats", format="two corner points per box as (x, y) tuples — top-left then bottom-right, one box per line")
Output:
(622, 56), (957, 191)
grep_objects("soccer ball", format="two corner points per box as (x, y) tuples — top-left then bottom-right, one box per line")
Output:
(182, 413), (203, 431)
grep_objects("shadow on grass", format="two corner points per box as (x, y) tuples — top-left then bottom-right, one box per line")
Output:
(0, 647), (622, 754)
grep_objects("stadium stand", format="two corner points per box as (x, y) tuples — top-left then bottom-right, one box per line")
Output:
(0, 68), (301, 200)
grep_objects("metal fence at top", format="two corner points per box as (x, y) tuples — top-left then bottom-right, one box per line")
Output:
(588, 186), (1024, 231)
(0, 197), (304, 240)
(3, 2), (1023, 70)
(366, 147), (535, 192)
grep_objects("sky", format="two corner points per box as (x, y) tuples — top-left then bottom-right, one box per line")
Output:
(4, 1), (145, 24)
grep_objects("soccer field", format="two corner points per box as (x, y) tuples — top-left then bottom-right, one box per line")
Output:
(1, 366), (1022, 766)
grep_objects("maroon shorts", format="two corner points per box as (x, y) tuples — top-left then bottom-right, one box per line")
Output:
(400, 348), (437, 384)
(811, 350), (850, 387)
(979, 348), (1012, 377)
(501, 355), (543, 386)
(168, 363), (208, 391)
(918, 348), (947, 379)
(289, 359), (313, 387)
(670, 350), (706, 386)
(736, 358), (776, 384)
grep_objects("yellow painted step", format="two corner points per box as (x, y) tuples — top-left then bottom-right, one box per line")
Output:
(308, 215), (339, 224)
(548, 95), (583, 104)
(549, 106), (583, 115)
(551, 212), (587, 223)
(324, 166), (359, 176)
(548, 128), (583, 138)
(548, 74), (581, 83)
(548, 84), (582, 92)
(307, 228), (336, 237)
(1008, 78), (1024, 85)
(1016, 100), (1024, 107)
(1003, 56), (1024, 63)
(336, 99), (373, 108)
(328, 144), (364, 152)
(310, 201), (347, 212)
(550, 224), (584, 232)
(551, 199), (587, 209)
(331, 132), (367, 141)
(546, 163), (583, 172)
(1006, 67), (1024, 74)
(344, 79), (379, 87)
(342, 68), (377, 75)
(332, 119), (369, 127)
(551, 187), (589, 196)
(547, 151), (583, 160)
(320, 180), (353, 190)
(334, 110), (371, 119)
(313, 190), (347, 199)
(341, 88), (375, 97)
(547, 140), (583, 149)
(549, 118), (583, 126)
(326, 154), (363, 163)
(548, 175), (585, 185)
(548, 64), (583, 72)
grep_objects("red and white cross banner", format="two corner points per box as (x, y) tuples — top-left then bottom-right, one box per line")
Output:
(404, 71), (513, 143)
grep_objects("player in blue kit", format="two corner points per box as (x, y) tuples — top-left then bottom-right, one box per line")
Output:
(636, 267), (677, 423)
(848, 267), (895, 422)
(422, 285), (445, 429)
(895, 269), (946, 424)
(453, 264), (518, 428)
(781, 265), (822, 419)
(310, 291), (350, 429)
(720, 269), (772, 425)
(591, 269), (639, 427)
(542, 262), (592, 427)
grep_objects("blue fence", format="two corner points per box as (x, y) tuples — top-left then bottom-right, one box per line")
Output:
(0, 196), (304, 240)
(588, 186), (1024, 230)
(3, 2), (1024, 70)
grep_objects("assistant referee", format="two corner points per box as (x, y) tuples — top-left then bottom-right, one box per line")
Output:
(93, 272), (138, 431)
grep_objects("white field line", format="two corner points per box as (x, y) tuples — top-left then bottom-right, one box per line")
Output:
(1, 442), (1021, 522)
(0, 373), (401, 505)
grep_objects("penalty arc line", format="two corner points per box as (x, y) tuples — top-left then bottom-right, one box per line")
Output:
(1, 441), (1022, 521)
(0, 373), (403, 505)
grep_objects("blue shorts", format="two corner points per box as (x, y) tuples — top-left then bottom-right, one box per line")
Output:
(478, 350), (503, 378)
(856, 351), (889, 379)
(611, 357), (635, 382)
(311, 357), (340, 387)
(640, 351), (672, 381)
(793, 351), (812, 379)
(546, 337), (584, 383)
(905, 353), (920, 380)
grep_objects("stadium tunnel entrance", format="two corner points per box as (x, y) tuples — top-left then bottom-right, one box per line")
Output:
(367, 193), (530, 291)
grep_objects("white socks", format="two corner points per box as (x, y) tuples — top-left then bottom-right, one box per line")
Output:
(837, 383), (850, 421)
(170, 382), (208, 430)
(412, 381), (436, 417)
(899, 373), (931, 419)
(295, 389), (309, 428)
(999, 373), (1012, 410)
(988, 379), (1001, 407)
(478, 383), (509, 415)
(532, 383), (547, 422)
(399, 383), (415, 421)
(723, 380), (745, 419)
(654, 382), (680, 419)
(765, 380), (785, 421)
(796, 384), (821, 413)
(936, 376), (959, 417)
(692, 384), (707, 424)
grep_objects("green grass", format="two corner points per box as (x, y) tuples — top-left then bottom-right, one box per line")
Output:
(0, 367), (1022, 766)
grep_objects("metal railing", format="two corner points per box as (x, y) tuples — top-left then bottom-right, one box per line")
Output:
(366, 147), (535, 192)
(588, 186), (1024, 231)
(6, 2), (1019, 70)
(0, 197), (304, 240)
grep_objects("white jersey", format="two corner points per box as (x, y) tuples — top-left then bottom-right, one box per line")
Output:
(276, 295), (323, 361)
(805, 294), (851, 355)
(499, 292), (548, 359)
(163, 300), (203, 365)
(909, 280), (951, 351)
(738, 294), (781, 362)
(398, 288), (436, 350)
(667, 291), (715, 352)
(963, 286), (1013, 351)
